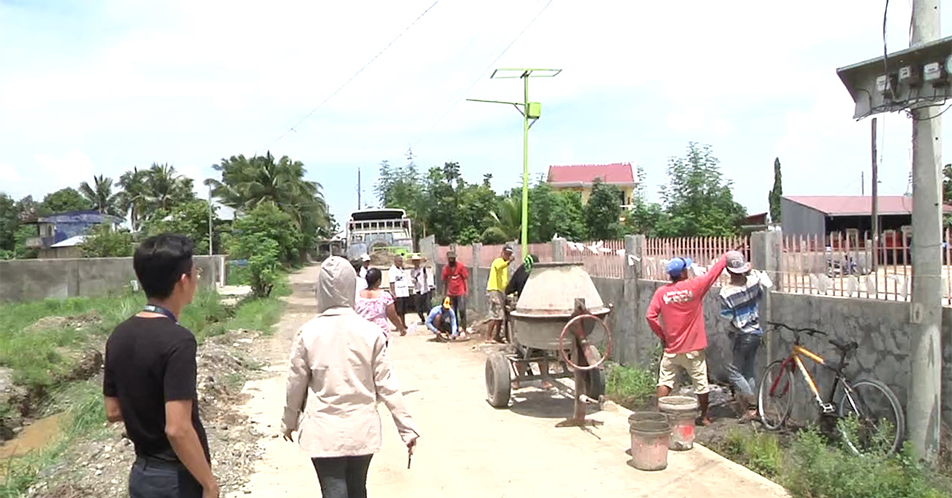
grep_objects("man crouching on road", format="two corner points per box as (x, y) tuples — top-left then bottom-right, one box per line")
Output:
(645, 253), (728, 426)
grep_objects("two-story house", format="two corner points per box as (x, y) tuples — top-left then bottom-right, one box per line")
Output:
(24, 210), (123, 258)
(546, 162), (638, 208)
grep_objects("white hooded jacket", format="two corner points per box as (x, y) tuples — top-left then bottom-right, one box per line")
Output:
(281, 256), (419, 457)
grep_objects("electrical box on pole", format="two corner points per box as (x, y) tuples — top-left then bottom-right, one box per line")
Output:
(835, 35), (952, 120)
(526, 102), (542, 119)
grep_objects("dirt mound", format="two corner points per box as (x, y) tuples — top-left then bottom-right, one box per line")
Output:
(25, 312), (101, 333)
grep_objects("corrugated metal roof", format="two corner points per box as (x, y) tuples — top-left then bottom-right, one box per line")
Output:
(547, 163), (635, 185)
(784, 195), (952, 216)
(49, 235), (87, 248)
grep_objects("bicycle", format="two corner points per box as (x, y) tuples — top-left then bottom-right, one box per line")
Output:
(758, 321), (906, 457)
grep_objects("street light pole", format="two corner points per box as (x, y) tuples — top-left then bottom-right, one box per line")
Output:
(468, 68), (561, 257)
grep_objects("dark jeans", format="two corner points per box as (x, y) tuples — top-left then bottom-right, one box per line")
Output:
(449, 295), (467, 330)
(414, 291), (431, 321)
(311, 455), (374, 498)
(728, 332), (762, 398)
(128, 457), (202, 498)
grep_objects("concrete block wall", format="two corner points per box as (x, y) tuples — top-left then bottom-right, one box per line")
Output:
(435, 233), (950, 428)
(0, 255), (225, 303)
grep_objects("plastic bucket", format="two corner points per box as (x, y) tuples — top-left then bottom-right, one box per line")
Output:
(627, 412), (671, 471)
(658, 395), (699, 451)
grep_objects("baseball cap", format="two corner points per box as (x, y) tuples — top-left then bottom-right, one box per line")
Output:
(447, 250), (457, 259)
(411, 253), (422, 260)
(443, 297), (452, 309)
(725, 251), (751, 274)
(503, 244), (514, 253)
(360, 253), (371, 262)
(665, 257), (693, 277)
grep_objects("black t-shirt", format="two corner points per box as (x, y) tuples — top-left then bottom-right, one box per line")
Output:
(506, 264), (530, 297)
(103, 316), (210, 463)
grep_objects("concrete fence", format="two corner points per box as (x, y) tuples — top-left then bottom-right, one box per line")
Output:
(0, 255), (227, 303)
(423, 233), (952, 429)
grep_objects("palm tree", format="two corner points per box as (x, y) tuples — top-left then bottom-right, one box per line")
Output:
(481, 197), (521, 243)
(79, 175), (120, 216)
(117, 167), (148, 230)
(144, 163), (195, 213)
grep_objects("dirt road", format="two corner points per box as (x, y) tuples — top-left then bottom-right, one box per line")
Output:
(233, 265), (788, 497)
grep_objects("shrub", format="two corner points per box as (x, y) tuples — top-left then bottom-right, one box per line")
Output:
(81, 225), (134, 258)
(229, 233), (280, 298)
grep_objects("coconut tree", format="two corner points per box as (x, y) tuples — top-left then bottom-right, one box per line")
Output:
(117, 167), (149, 230)
(79, 174), (121, 216)
(481, 197), (521, 244)
(143, 163), (195, 214)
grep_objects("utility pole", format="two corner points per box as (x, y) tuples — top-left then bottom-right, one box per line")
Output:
(908, 0), (943, 464)
(357, 166), (362, 210)
(871, 117), (879, 275)
(861, 171), (865, 196)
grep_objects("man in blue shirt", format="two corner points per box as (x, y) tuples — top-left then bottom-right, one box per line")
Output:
(718, 251), (772, 422)
(425, 297), (463, 341)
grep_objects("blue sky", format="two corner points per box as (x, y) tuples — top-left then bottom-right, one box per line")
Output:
(1, 0), (950, 227)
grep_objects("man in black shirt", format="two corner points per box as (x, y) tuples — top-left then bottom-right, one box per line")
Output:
(103, 233), (218, 498)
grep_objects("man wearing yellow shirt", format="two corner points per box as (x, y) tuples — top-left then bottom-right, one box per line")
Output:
(485, 244), (514, 343)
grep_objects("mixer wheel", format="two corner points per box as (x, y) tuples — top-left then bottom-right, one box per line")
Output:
(583, 350), (606, 399)
(485, 352), (512, 409)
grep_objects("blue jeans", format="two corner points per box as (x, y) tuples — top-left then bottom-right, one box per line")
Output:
(128, 457), (203, 498)
(311, 454), (374, 498)
(728, 332), (762, 398)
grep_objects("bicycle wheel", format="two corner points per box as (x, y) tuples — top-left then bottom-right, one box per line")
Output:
(758, 359), (796, 430)
(838, 378), (905, 457)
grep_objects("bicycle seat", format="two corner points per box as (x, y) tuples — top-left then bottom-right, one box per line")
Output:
(829, 337), (858, 353)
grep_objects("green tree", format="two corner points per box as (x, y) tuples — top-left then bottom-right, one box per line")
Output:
(526, 181), (586, 242)
(623, 165), (668, 238)
(81, 224), (134, 258)
(12, 225), (38, 259)
(658, 142), (747, 237)
(455, 174), (499, 244)
(229, 203), (302, 266)
(0, 193), (18, 256)
(142, 200), (220, 255)
(943, 163), (951, 204)
(209, 152), (330, 261)
(768, 157), (783, 223)
(142, 163), (195, 214)
(79, 174), (121, 216)
(230, 233), (281, 297)
(584, 179), (625, 240)
(41, 187), (94, 214)
(116, 167), (149, 230)
(482, 197), (521, 243)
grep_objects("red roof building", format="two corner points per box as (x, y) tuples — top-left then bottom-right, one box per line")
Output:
(546, 163), (637, 205)
(780, 195), (952, 237)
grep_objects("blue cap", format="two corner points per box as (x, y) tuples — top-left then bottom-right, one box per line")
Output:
(666, 257), (693, 277)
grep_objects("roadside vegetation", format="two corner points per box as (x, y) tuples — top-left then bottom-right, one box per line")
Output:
(0, 273), (289, 497)
(604, 363), (656, 409)
(712, 427), (951, 498)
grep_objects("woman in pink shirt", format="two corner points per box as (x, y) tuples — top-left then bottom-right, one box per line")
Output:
(355, 268), (406, 344)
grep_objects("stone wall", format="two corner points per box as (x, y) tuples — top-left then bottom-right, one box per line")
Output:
(0, 255), (226, 303)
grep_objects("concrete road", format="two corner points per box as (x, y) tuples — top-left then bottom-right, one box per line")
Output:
(234, 265), (788, 497)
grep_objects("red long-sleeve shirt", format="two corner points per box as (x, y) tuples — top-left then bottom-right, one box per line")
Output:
(646, 255), (728, 354)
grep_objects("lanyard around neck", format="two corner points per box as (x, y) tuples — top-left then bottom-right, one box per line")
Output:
(143, 304), (178, 324)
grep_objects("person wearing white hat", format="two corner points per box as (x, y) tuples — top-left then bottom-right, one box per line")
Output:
(358, 254), (371, 279)
(719, 250), (773, 423)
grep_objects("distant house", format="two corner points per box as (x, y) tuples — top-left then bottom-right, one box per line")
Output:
(24, 211), (123, 253)
(741, 212), (770, 233)
(780, 195), (952, 238)
(546, 163), (637, 207)
(39, 235), (87, 259)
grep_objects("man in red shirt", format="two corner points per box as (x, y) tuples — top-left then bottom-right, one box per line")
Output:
(441, 251), (470, 332)
(646, 253), (728, 426)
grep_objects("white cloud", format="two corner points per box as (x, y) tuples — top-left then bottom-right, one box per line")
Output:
(0, 163), (21, 183)
(33, 151), (97, 192)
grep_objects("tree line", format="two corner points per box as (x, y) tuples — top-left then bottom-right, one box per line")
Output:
(0, 153), (333, 270)
(374, 142), (750, 246)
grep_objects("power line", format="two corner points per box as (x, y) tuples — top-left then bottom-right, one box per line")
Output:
(410, 0), (556, 147)
(267, 0), (441, 149)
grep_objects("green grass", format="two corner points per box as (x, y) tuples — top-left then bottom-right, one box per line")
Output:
(604, 362), (656, 407)
(0, 276), (291, 497)
(711, 428), (951, 498)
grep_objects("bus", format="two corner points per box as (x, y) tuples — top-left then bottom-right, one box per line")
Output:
(345, 208), (414, 261)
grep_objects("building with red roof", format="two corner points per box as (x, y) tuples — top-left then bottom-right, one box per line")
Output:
(780, 195), (952, 237)
(546, 162), (637, 206)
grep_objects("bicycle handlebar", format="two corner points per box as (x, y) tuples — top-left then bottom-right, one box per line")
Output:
(766, 321), (827, 337)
